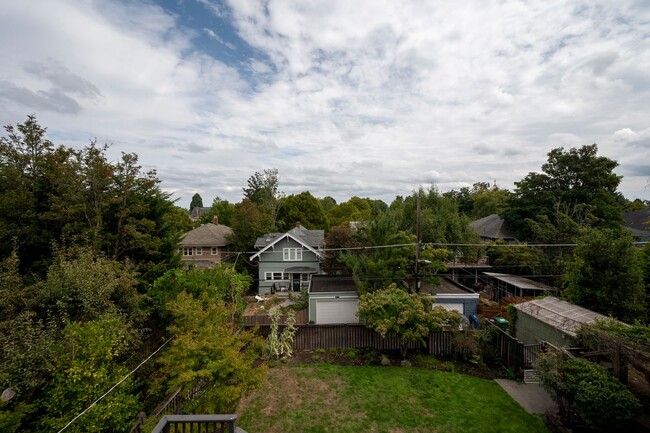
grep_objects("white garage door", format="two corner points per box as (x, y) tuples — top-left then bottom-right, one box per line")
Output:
(316, 299), (359, 324)
(434, 303), (464, 314)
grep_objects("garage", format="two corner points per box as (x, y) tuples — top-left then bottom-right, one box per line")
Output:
(434, 302), (464, 314)
(309, 276), (360, 325)
(315, 299), (359, 324)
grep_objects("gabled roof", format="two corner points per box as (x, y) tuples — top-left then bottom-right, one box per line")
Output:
(624, 209), (650, 237)
(469, 214), (516, 240)
(514, 297), (608, 337)
(254, 225), (324, 249)
(250, 225), (324, 261)
(181, 223), (232, 247)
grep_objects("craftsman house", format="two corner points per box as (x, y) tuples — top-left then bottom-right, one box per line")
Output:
(251, 223), (324, 294)
(180, 216), (233, 268)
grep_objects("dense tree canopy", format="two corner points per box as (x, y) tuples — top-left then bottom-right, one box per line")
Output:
(277, 191), (327, 231)
(563, 228), (646, 323)
(504, 145), (624, 240)
(197, 196), (234, 226)
(0, 116), (183, 281)
(189, 192), (203, 210)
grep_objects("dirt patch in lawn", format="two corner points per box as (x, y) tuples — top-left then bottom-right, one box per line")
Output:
(237, 365), (362, 433)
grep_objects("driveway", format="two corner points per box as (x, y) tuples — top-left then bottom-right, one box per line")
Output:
(495, 379), (558, 415)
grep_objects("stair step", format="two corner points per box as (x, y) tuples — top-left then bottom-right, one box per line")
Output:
(523, 369), (539, 384)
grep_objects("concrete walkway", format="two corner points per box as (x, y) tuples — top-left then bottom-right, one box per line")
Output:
(495, 379), (558, 414)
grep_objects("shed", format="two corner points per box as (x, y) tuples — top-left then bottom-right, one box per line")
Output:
(421, 279), (479, 317)
(308, 276), (359, 324)
(513, 297), (608, 347)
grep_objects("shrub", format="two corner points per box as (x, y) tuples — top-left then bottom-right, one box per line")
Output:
(535, 353), (641, 431)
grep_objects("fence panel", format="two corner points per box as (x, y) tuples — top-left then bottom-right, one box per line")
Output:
(248, 323), (453, 356)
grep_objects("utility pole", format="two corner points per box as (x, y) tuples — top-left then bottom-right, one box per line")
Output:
(414, 193), (421, 293)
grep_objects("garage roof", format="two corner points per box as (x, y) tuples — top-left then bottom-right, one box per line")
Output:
(310, 276), (358, 293)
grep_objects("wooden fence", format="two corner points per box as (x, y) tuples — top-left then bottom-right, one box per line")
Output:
(243, 308), (308, 326)
(489, 322), (541, 371)
(247, 323), (454, 356)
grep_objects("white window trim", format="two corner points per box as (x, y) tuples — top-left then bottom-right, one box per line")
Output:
(283, 248), (302, 261)
(211, 247), (218, 255)
(195, 247), (202, 256)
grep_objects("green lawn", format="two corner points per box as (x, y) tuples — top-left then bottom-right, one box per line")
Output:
(237, 364), (549, 433)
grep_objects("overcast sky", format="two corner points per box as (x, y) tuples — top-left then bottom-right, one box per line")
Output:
(1, 0), (649, 207)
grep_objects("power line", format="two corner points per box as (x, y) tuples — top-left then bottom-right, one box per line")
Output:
(56, 334), (176, 433)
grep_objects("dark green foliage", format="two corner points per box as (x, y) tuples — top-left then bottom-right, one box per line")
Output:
(505, 144), (624, 240)
(0, 116), (182, 281)
(189, 192), (203, 210)
(277, 191), (327, 231)
(563, 228), (646, 322)
(322, 226), (360, 275)
(486, 243), (549, 276)
(149, 265), (250, 323)
(339, 210), (414, 293)
(319, 196), (337, 212)
(197, 196), (234, 226)
(535, 353), (641, 431)
(398, 187), (482, 263)
(229, 198), (274, 253)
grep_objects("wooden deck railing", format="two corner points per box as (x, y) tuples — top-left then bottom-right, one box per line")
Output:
(150, 414), (243, 433)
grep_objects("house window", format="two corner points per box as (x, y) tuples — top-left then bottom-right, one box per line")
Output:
(283, 248), (302, 261)
(195, 247), (202, 256)
(183, 248), (193, 256)
(211, 247), (218, 255)
(265, 272), (283, 280)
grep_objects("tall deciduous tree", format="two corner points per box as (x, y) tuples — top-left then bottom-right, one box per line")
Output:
(563, 228), (646, 323)
(197, 196), (234, 226)
(277, 191), (327, 231)
(229, 198), (274, 254)
(505, 144), (624, 240)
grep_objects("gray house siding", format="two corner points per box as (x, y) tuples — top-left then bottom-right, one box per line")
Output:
(257, 237), (321, 294)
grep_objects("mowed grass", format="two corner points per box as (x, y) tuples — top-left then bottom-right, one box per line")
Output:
(237, 364), (549, 433)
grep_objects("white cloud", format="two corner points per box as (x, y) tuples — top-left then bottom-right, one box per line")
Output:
(1, 0), (649, 207)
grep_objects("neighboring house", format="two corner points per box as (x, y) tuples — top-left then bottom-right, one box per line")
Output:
(469, 214), (517, 243)
(308, 275), (359, 324)
(189, 206), (211, 222)
(180, 217), (232, 268)
(513, 297), (608, 347)
(421, 279), (479, 318)
(624, 208), (650, 243)
(251, 224), (324, 294)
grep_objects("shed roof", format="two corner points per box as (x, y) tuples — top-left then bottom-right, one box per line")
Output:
(310, 276), (358, 293)
(181, 223), (232, 247)
(514, 297), (608, 337)
(421, 278), (474, 295)
(484, 272), (554, 291)
(469, 214), (516, 240)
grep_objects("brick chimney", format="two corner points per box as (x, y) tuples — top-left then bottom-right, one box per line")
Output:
(295, 221), (301, 228)
(213, 215), (219, 225)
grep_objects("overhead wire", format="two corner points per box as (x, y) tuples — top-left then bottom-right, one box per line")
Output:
(56, 334), (176, 433)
